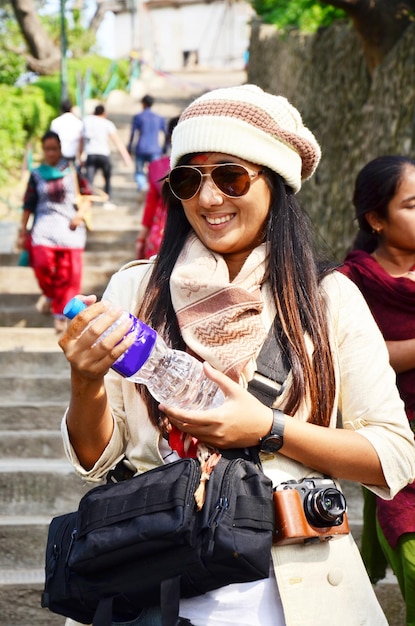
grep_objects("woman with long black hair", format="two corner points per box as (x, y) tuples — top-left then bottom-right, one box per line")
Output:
(59, 86), (415, 626)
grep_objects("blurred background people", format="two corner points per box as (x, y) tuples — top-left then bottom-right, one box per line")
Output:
(135, 116), (180, 259)
(50, 99), (83, 163)
(340, 155), (415, 626)
(18, 131), (92, 333)
(127, 94), (167, 193)
(81, 104), (132, 210)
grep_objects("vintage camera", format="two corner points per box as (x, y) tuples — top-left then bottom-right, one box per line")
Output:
(273, 477), (349, 545)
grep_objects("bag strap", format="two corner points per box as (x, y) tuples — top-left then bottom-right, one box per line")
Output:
(247, 321), (290, 407)
(93, 596), (113, 626)
(92, 588), (187, 626)
(160, 576), (181, 626)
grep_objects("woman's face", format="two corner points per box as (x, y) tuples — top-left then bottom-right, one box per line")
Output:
(375, 165), (415, 252)
(181, 152), (271, 276)
(42, 137), (62, 166)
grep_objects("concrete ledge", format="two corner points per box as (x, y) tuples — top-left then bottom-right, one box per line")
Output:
(0, 328), (63, 352)
(0, 576), (65, 625)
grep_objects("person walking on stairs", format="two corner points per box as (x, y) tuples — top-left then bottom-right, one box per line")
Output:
(19, 130), (92, 334)
(82, 104), (133, 210)
(127, 94), (167, 194)
(50, 98), (83, 163)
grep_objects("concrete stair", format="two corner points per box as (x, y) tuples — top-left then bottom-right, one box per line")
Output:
(0, 138), (141, 625)
(0, 75), (407, 625)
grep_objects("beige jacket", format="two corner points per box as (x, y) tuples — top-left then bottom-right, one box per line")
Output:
(62, 262), (415, 625)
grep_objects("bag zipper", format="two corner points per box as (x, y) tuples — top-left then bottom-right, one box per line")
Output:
(206, 458), (241, 557)
(47, 514), (76, 578)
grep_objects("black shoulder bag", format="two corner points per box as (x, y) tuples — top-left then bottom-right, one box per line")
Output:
(41, 327), (288, 626)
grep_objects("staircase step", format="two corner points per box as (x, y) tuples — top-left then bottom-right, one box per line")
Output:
(0, 266), (117, 295)
(0, 249), (134, 268)
(0, 516), (53, 569)
(0, 328), (65, 351)
(0, 431), (65, 459)
(374, 575), (406, 626)
(339, 479), (363, 523)
(0, 351), (68, 373)
(0, 459), (90, 515)
(85, 231), (137, 253)
(0, 376), (70, 403)
(0, 307), (56, 328)
(0, 574), (65, 625)
(0, 403), (67, 430)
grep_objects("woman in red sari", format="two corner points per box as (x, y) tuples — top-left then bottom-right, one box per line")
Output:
(340, 155), (415, 626)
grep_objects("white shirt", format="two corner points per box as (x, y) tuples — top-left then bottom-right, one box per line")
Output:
(82, 115), (116, 156)
(50, 112), (83, 159)
(62, 265), (415, 625)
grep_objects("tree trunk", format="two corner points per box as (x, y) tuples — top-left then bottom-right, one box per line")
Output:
(10, 0), (61, 74)
(322, 0), (415, 72)
(88, 0), (126, 35)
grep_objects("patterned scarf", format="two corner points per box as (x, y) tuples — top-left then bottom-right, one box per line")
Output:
(170, 232), (268, 382)
(169, 233), (269, 505)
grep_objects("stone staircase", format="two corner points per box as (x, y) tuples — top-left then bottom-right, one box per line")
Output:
(0, 172), (141, 624)
(0, 72), (407, 625)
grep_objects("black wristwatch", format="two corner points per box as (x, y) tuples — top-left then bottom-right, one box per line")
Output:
(259, 408), (285, 453)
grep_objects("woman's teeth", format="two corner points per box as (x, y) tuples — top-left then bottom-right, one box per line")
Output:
(206, 214), (233, 225)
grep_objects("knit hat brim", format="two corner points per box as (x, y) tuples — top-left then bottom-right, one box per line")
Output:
(170, 85), (321, 194)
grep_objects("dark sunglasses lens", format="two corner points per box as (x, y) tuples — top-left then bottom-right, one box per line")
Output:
(169, 167), (201, 199)
(212, 165), (251, 197)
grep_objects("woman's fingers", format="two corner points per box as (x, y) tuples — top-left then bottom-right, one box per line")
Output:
(58, 299), (135, 379)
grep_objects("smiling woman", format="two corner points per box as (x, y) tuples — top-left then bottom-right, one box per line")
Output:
(339, 155), (415, 625)
(166, 163), (264, 200)
(58, 86), (415, 626)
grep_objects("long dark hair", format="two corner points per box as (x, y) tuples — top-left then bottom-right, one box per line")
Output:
(137, 165), (335, 429)
(352, 155), (415, 252)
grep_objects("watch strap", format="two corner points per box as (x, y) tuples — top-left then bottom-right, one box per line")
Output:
(259, 408), (285, 451)
(268, 408), (285, 438)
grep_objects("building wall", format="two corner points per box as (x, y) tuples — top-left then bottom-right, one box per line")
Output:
(112, 0), (253, 71)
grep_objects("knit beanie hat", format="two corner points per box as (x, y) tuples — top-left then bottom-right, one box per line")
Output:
(170, 84), (321, 193)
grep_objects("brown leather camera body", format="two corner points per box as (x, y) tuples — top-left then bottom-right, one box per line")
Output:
(273, 487), (350, 546)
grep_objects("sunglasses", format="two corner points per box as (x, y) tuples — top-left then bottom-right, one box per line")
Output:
(166, 163), (264, 201)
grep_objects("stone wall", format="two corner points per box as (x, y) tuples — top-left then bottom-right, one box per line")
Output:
(248, 20), (415, 260)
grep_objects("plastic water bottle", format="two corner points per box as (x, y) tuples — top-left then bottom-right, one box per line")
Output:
(63, 297), (224, 410)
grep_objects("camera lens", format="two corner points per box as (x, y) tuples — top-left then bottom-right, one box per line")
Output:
(304, 487), (346, 528)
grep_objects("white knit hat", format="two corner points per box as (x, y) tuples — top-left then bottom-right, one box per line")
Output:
(170, 84), (321, 193)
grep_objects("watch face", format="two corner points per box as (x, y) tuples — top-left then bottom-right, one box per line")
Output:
(260, 434), (283, 453)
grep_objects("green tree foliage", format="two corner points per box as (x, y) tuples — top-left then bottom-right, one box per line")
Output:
(0, 14), (26, 84)
(251, 0), (346, 31)
(39, 9), (97, 59)
(33, 56), (130, 111)
(0, 84), (54, 186)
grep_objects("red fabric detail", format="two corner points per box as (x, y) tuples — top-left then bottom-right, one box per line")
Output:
(340, 250), (415, 546)
(30, 245), (83, 315)
(168, 426), (199, 459)
(140, 157), (169, 259)
(376, 482), (415, 549)
(340, 250), (415, 414)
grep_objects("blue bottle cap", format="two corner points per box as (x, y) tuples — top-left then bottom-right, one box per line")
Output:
(63, 297), (87, 319)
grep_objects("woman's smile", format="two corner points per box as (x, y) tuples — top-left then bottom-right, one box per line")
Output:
(204, 212), (235, 226)
(181, 152), (270, 278)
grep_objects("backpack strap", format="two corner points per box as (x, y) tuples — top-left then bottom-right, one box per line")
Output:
(93, 596), (113, 626)
(247, 322), (290, 407)
(160, 577), (181, 626)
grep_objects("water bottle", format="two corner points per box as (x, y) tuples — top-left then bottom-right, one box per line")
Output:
(63, 297), (224, 410)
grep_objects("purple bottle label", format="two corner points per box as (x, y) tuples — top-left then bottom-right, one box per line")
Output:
(64, 297), (157, 379)
(112, 316), (157, 378)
